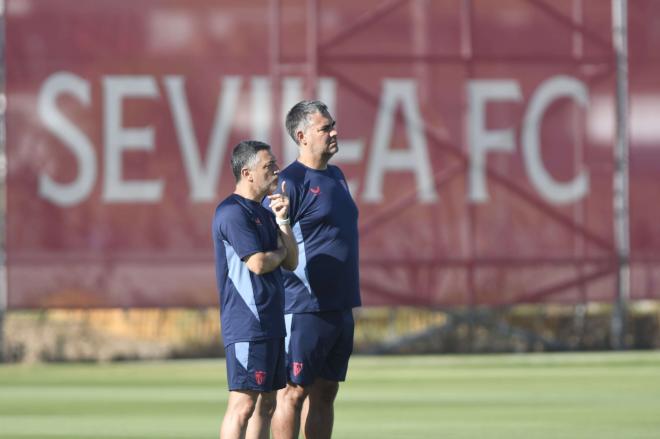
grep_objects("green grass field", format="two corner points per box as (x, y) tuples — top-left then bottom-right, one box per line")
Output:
(1, 352), (660, 439)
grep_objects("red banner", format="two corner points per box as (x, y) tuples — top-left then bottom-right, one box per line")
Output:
(6, 0), (660, 308)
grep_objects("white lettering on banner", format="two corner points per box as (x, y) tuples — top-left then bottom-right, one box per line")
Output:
(281, 77), (304, 165)
(318, 78), (365, 194)
(38, 72), (96, 206)
(363, 79), (437, 203)
(468, 75), (590, 204)
(522, 75), (589, 204)
(467, 80), (522, 202)
(103, 76), (162, 202)
(251, 76), (271, 142)
(164, 75), (241, 202)
(34, 72), (591, 207)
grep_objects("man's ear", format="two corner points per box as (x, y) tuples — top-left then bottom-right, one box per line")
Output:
(296, 129), (305, 145)
(241, 167), (251, 181)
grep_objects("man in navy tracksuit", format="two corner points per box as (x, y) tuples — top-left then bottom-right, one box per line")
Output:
(269, 101), (361, 439)
(213, 140), (298, 439)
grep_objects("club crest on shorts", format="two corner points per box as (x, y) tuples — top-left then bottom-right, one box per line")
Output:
(255, 370), (267, 385)
(292, 362), (303, 377)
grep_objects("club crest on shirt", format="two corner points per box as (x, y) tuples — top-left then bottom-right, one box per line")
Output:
(292, 362), (304, 377)
(309, 186), (321, 196)
(254, 217), (262, 225)
(255, 370), (267, 385)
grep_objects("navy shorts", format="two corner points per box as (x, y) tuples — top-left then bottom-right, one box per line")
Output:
(284, 309), (355, 386)
(225, 338), (287, 392)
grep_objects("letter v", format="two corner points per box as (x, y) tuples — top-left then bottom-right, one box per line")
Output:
(164, 76), (242, 202)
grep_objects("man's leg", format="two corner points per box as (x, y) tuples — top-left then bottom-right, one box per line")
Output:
(302, 309), (353, 438)
(245, 392), (277, 439)
(224, 338), (286, 439)
(220, 390), (259, 439)
(302, 378), (338, 439)
(271, 382), (308, 439)
(300, 397), (309, 438)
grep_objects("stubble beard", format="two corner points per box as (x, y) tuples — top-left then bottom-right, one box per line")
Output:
(326, 141), (338, 158)
(266, 177), (279, 195)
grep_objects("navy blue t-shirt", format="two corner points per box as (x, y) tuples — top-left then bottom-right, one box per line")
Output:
(212, 194), (286, 347)
(266, 161), (361, 313)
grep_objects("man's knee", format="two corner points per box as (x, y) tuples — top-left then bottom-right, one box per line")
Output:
(311, 380), (339, 405)
(279, 383), (308, 410)
(227, 393), (258, 424)
(257, 393), (277, 418)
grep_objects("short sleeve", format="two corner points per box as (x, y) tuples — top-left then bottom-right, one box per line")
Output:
(219, 206), (264, 260)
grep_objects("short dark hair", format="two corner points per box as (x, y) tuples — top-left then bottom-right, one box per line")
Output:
(285, 100), (330, 145)
(231, 140), (271, 182)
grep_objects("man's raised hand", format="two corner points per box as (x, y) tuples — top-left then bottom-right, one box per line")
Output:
(268, 181), (290, 220)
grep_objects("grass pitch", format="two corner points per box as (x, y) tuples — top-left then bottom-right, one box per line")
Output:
(1, 352), (660, 439)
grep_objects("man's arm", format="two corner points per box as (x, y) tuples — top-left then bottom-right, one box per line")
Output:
(267, 180), (298, 271)
(221, 203), (286, 275)
(277, 223), (298, 271)
(243, 245), (288, 275)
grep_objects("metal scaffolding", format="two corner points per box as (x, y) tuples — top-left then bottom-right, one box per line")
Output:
(267, 0), (631, 349)
(0, 0), (633, 357)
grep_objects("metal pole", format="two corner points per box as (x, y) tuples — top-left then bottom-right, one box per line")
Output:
(0, 0), (7, 362)
(305, 0), (319, 98)
(461, 0), (478, 352)
(572, 0), (588, 347)
(411, 0), (430, 103)
(269, 0), (282, 154)
(611, 0), (630, 350)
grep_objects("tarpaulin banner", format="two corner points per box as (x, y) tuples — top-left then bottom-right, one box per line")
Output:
(6, 0), (660, 308)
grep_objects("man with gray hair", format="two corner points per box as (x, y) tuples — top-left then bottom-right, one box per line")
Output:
(268, 101), (361, 439)
(212, 140), (298, 439)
